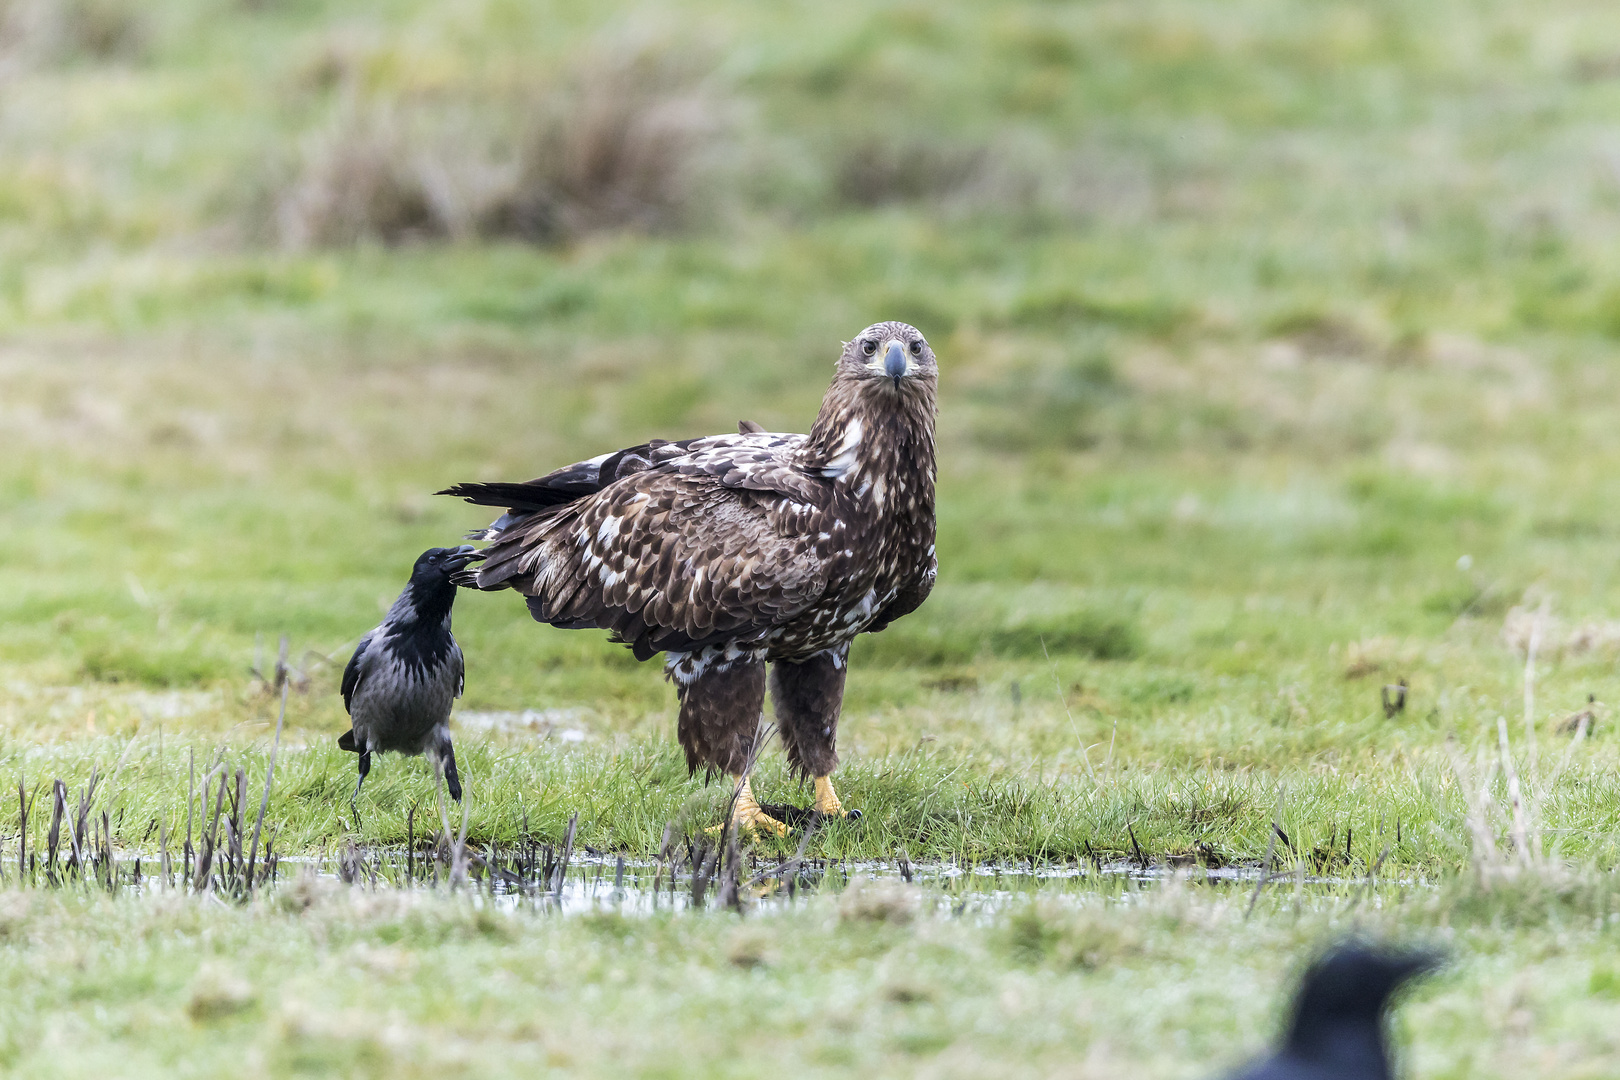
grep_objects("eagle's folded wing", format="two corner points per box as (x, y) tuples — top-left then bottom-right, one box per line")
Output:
(866, 550), (937, 634)
(663, 432), (826, 505)
(440, 432), (819, 530)
(493, 471), (829, 660)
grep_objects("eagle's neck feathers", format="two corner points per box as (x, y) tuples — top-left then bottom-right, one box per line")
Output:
(801, 374), (937, 505)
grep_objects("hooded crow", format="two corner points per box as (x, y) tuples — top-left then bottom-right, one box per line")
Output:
(1227, 943), (1439, 1080)
(339, 546), (478, 808)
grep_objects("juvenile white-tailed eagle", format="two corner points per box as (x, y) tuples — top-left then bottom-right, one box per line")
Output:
(439, 321), (937, 834)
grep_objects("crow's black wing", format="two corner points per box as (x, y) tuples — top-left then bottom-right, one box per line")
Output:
(340, 633), (372, 715)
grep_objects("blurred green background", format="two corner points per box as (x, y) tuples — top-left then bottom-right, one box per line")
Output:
(7, 7), (1620, 1075)
(3, 0), (1620, 793)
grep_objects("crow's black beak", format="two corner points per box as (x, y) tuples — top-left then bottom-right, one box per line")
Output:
(884, 339), (908, 389)
(445, 545), (482, 583)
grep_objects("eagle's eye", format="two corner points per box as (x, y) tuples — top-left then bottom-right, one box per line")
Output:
(861, 340), (877, 357)
(909, 339), (924, 357)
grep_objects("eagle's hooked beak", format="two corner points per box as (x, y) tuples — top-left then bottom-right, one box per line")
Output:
(882, 339), (909, 389)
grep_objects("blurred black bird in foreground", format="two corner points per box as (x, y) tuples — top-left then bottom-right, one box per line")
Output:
(338, 546), (478, 811)
(1227, 943), (1439, 1080)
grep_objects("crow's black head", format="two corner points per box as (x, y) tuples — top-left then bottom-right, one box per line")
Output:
(410, 545), (479, 585)
(395, 545), (480, 624)
(1286, 942), (1439, 1059)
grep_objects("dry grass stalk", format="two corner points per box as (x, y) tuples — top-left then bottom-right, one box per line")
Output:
(430, 762), (471, 888)
(1245, 786), (1286, 920)
(550, 811), (578, 901)
(1521, 601), (1546, 783)
(98, 809), (112, 891)
(1381, 679), (1407, 718)
(45, 779), (63, 877)
(194, 767), (227, 892)
(65, 768), (97, 871)
(653, 821), (676, 894)
(246, 636), (290, 893)
(228, 767), (246, 884)
(1496, 718), (1535, 867)
(715, 827), (742, 912)
(15, 778), (32, 880)
(1445, 737), (1500, 878)
(690, 842), (718, 907)
(337, 839), (364, 885)
(405, 803), (416, 886)
(184, 747), (194, 882)
(745, 811), (824, 891)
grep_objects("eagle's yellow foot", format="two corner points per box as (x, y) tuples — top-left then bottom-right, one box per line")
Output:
(716, 775), (789, 837)
(814, 775), (861, 820)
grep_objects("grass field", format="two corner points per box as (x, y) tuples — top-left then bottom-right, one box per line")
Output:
(3, 0), (1620, 1074)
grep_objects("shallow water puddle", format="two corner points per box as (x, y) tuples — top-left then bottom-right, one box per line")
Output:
(272, 848), (1417, 918)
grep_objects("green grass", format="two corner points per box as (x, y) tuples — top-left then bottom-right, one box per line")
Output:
(0, 875), (1615, 1078)
(5, 0), (1620, 1073)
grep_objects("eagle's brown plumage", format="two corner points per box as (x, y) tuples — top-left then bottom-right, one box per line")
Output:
(440, 321), (938, 824)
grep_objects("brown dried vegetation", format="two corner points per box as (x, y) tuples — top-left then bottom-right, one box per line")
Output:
(276, 48), (729, 248)
(0, 0), (144, 71)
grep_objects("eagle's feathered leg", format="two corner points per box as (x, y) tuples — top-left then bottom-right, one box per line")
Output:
(770, 646), (858, 818)
(670, 646), (788, 836)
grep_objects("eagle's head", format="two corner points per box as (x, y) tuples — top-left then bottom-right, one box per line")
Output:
(838, 321), (936, 393)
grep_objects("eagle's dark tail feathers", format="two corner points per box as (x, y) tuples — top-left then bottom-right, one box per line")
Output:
(435, 481), (594, 513)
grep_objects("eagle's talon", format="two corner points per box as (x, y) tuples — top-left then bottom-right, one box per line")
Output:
(714, 775), (792, 838)
(707, 807), (791, 837)
(735, 804), (791, 837)
(813, 775), (852, 819)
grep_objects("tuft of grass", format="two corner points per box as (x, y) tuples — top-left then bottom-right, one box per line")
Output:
(832, 135), (985, 207)
(990, 611), (1141, 662)
(1002, 901), (1144, 970)
(837, 876), (921, 924)
(0, 0), (145, 70)
(495, 46), (728, 241)
(274, 44), (728, 248)
(185, 963), (255, 1023)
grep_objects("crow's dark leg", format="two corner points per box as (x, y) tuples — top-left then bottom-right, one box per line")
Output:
(668, 647), (784, 835)
(351, 749), (371, 827)
(770, 645), (858, 819)
(435, 730), (463, 802)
